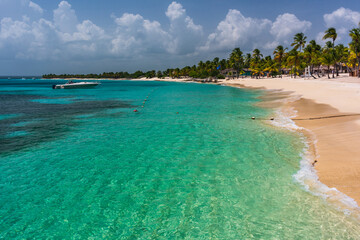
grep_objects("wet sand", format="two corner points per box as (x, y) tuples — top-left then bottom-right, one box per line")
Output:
(291, 98), (360, 203)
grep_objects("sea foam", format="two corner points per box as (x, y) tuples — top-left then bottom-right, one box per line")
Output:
(270, 93), (360, 219)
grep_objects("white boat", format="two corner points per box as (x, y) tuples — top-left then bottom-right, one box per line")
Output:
(52, 80), (100, 89)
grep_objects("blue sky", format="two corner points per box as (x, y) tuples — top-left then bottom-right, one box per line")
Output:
(0, 0), (360, 75)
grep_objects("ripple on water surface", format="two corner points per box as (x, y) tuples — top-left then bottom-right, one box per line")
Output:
(0, 79), (359, 239)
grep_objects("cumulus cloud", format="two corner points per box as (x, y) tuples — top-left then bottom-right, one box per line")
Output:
(166, 2), (203, 54)
(111, 13), (170, 56)
(8, 1), (360, 75)
(321, 7), (360, 44)
(111, 2), (203, 57)
(0, 1), (107, 60)
(200, 10), (271, 52)
(0, 0), (43, 20)
(200, 10), (310, 54)
(271, 13), (311, 43)
(29, 1), (43, 14)
(324, 7), (360, 31)
(165, 2), (186, 21)
(53, 1), (78, 33)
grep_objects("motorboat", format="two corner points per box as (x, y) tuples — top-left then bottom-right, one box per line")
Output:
(52, 80), (100, 89)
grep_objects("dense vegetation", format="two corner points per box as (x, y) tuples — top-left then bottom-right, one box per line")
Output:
(43, 24), (360, 79)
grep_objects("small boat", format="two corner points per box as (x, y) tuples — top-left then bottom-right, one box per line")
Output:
(52, 80), (100, 89)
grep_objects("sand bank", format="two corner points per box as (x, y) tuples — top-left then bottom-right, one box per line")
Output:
(220, 74), (360, 204)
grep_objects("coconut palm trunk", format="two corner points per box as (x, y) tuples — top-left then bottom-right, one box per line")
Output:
(357, 56), (360, 78)
(327, 66), (330, 79)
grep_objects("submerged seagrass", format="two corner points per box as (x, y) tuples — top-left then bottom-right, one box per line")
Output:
(0, 79), (359, 238)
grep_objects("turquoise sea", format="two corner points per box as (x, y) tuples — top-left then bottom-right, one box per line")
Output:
(0, 79), (360, 239)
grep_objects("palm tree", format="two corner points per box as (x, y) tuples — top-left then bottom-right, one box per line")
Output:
(212, 57), (219, 69)
(263, 62), (278, 77)
(286, 49), (301, 78)
(252, 48), (263, 61)
(273, 45), (286, 78)
(323, 27), (337, 47)
(249, 49), (263, 78)
(244, 53), (251, 68)
(291, 33), (307, 78)
(219, 59), (228, 70)
(229, 48), (244, 78)
(291, 33), (307, 52)
(349, 25), (360, 78)
(323, 28), (340, 77)
(320, 52), (333, 79)
(323, 41), (336, 78)
(303, 40), (321, 78)
(335, 44), (347, 75)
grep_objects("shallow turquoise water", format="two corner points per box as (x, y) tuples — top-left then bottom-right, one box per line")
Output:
(0, 79), (360, 239)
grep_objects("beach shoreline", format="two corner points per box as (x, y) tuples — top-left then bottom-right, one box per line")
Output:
(218, 75), (360, 207)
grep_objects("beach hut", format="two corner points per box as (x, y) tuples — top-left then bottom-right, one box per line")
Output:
(220, 68), (238, 79)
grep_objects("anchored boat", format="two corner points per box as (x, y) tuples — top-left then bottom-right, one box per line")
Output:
(52, 80), (100, 89)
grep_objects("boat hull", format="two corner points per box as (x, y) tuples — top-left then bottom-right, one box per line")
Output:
(53, 82), (100, 89)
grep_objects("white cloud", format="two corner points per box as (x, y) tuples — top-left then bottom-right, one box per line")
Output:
(324, 7), (360, 29)
(111, 2), (203, 56)
(111, 13), (170, 56)
(319, 7), (360, 45)
(29, 1), (43, 14)
(166, 2), (203, 55)
(0, 1), (107, 60)
(0, 17), (31, 40)
(200, 10), (272, 52)
(53, 1), (78, 33)
(0, 1), (316, 66)
(271, 13), (311, 43)
(200, 10), (312, 54)
(0, 0), (43, 20)
(165, 2), (186, 21)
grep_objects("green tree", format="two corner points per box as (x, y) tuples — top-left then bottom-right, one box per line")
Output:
(244, 53), (251, 68)
(320, 52), (333, 79)
(229, 48), (244, 78)
(349, 24), (360, 78)
(323, 28), (339, 77)
(250, 49), (264, 78)
(323, 27), (337, 47)
(291, 32), (307, 52)
(273, 45), (286, 78)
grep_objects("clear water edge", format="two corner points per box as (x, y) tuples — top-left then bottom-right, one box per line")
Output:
(257, 88), (360, 220)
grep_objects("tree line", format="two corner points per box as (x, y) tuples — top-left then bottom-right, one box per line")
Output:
(43, 24), (360, 80)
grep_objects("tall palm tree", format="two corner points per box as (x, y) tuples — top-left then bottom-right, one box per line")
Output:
(335, 44), (347, 75)
(323, 27), (339, 77)
(320, 52), (333, 79)
(273, 45), (286, 78)
(349, 25), (360, 78)
(286, 49), (300, 78)
(323, 27), (337, 47)
(303, 40), (322, 78)
(219, 59), (228, 70)
(291, 33), (307, 78)
(229, 48), (244, 78)
(252, 48), (263, 61)
(249, 49), (263, 78)
(291, 33), (307, 52)
(323, 41), (336, 78)
(244, 53), (251, 68)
